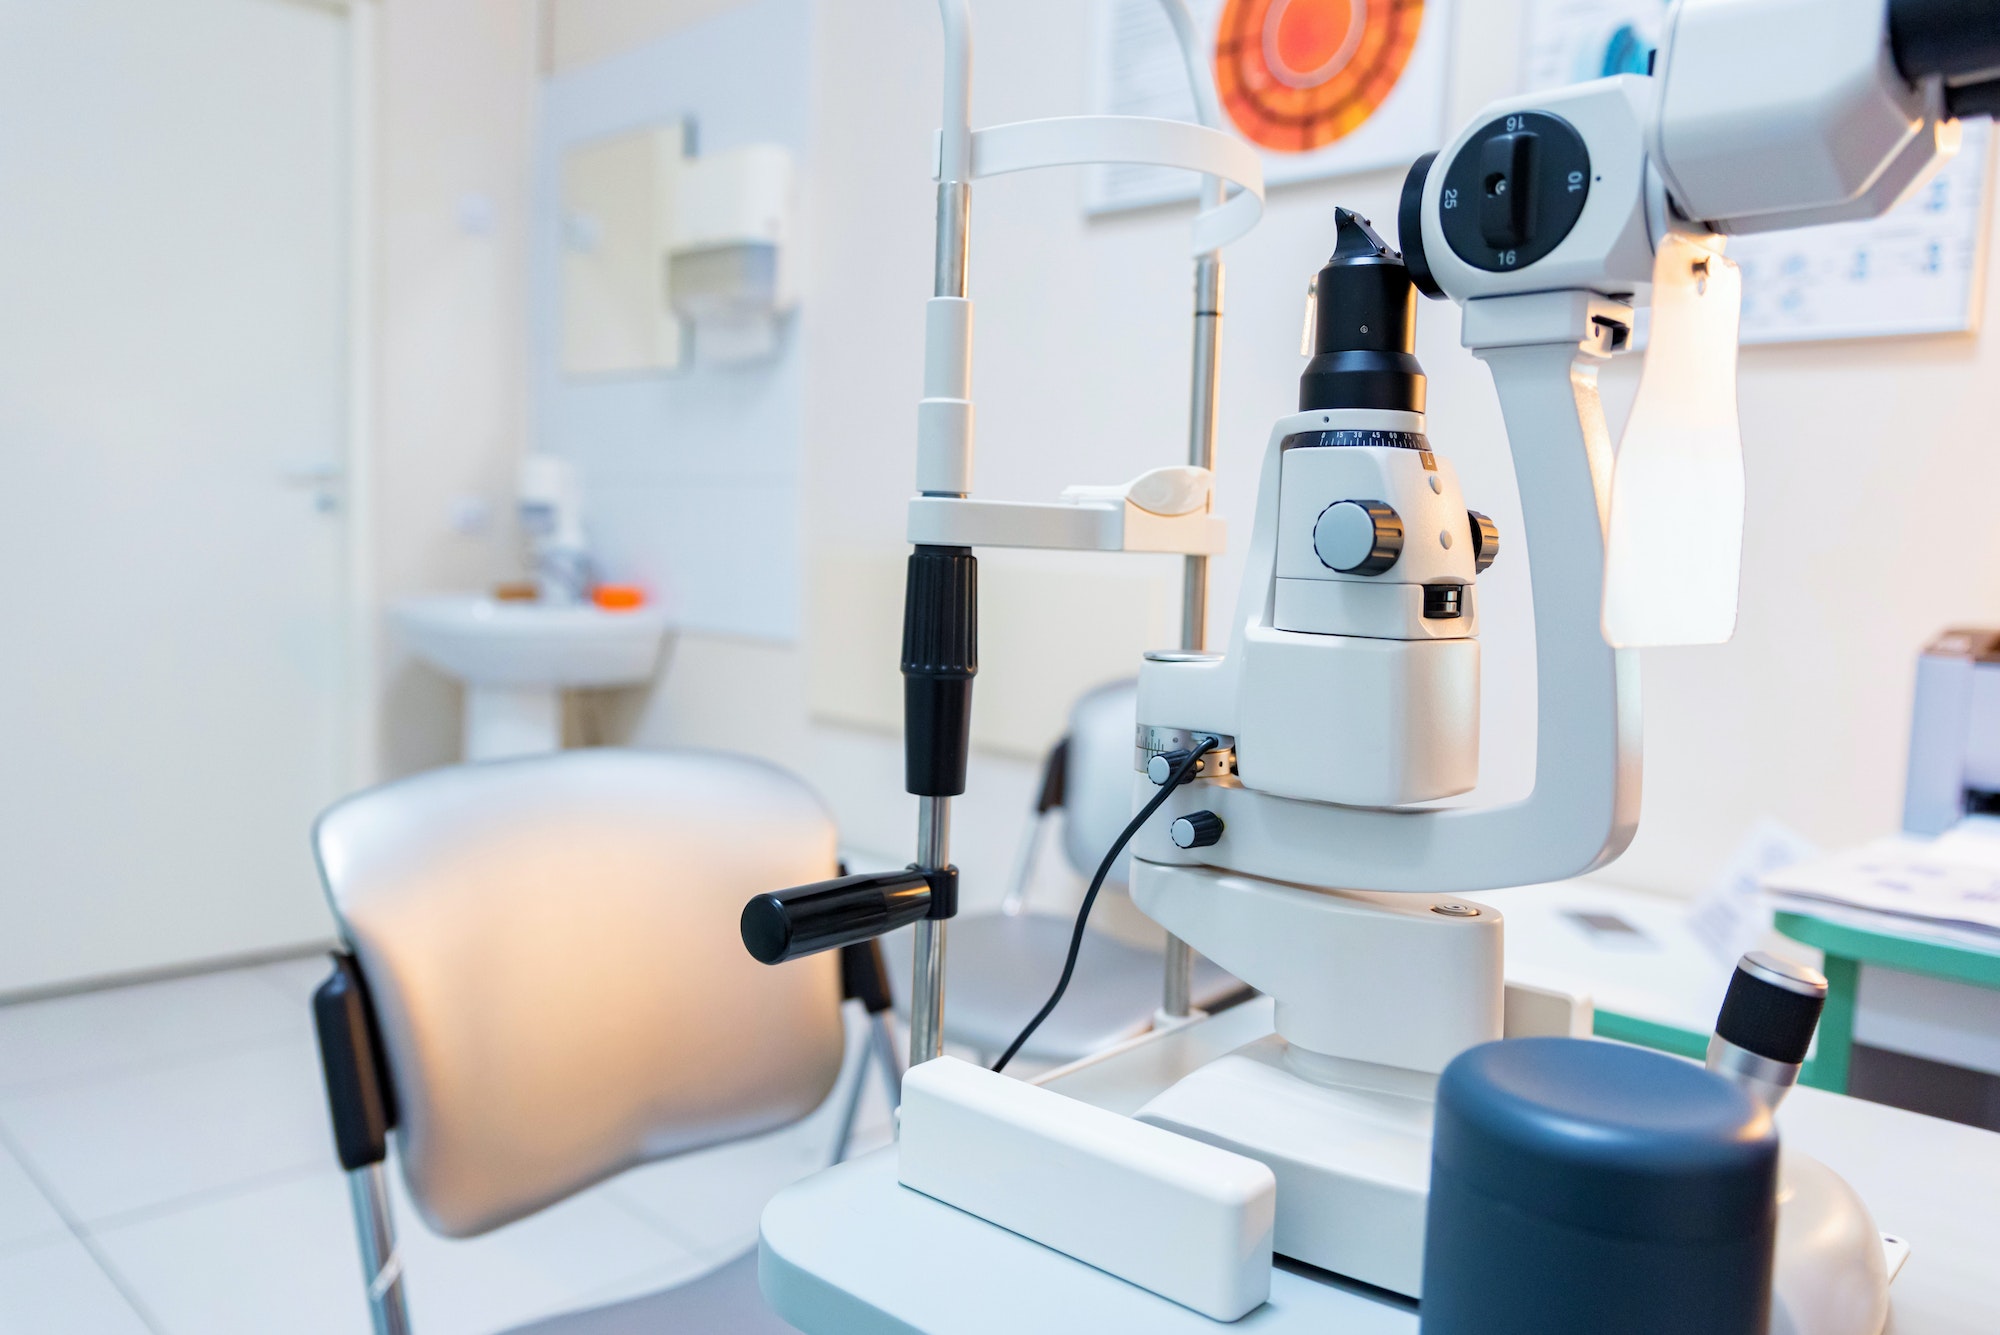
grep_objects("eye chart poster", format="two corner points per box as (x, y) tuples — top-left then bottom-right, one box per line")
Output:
(1089, 0), (1454, 213)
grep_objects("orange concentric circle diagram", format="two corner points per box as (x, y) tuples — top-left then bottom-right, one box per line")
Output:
(1214, 0), (1425, 153)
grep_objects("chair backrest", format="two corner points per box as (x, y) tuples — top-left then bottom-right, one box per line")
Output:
(313, 748), (846, 1238)
(1060, 678), (1139, 887)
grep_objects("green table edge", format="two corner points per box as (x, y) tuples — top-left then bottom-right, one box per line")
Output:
(1590, 1008), (1708, 1061)
(1590, 1002), (1854, 1092)
(1773, 911), (2000, 989)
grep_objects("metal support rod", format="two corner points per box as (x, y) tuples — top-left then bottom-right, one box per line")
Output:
(830, 1022), (870, 1163)
(905, 172), (972, 1067)
(1163, 249), (1224, 1020)
(910, 795), (952, 1065)
(832, 1004), (910, 1163)
(934, 181), (970, 301)
(1179, 250), (1222, 656)
(348, 1164), (411, 1335)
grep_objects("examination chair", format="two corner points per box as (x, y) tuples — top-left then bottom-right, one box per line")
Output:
(886, 679), (1245, 1064)
(309, 748), (897, 1335)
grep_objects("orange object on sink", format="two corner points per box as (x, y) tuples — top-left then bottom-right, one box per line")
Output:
(592, 585), (646, 611)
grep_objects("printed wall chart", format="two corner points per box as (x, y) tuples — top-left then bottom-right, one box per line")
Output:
(1090, 0), (1453, 213)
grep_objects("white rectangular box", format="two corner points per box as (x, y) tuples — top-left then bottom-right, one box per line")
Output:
(897, 1057), (1275, 1321)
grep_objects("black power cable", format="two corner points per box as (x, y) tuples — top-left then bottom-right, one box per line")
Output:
(991, 735), (1220, 1073)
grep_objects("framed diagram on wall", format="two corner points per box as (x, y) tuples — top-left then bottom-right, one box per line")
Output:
(1088, 0), (1454, 214)
(1525, 0), (1995, 345)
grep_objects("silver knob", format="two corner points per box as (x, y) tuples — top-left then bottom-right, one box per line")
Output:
(1170, 811), (1224, 849)
(1313, 500), (1403, 575)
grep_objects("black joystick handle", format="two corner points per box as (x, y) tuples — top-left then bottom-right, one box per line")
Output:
(742, 866), (958, 965)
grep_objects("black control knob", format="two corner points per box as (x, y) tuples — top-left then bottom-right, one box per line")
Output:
(1170, 811), (1224, 849)
(1714, 951), (1827, 1068)
(1439, 111), (1591, 274)
(1468, 511), (1500, 573)
(742, 867), (941, 965)
(1314, 500), (1403, 575)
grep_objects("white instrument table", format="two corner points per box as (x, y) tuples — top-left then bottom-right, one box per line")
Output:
(759, 1000), (2000, 1334)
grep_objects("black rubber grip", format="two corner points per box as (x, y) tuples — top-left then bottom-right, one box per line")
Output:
(902, 545), (978, 797)
(1715, 963), (1825, 1066)
(312, 953), (398, 1172)
(742, 869), (934, 964)
(1891, 0), (2000, 84)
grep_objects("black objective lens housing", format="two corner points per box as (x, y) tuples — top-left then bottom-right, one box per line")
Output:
(1888, 0), (2000, 119)
(1299, 208), (1426, 415)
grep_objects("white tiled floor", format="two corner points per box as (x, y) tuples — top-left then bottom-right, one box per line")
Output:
(0, 956), (897, 1334)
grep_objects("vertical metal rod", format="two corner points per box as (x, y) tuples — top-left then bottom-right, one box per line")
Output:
(348, 1164), (411, 1335)
(1182, 250), (1223, 645)
(910, 795), (952, 1065)
(1163, 249), (1225, 1021)
(1161, 935), (1195, 1018)
(906, 178), (972, 1067)
(830, 1006), (871, 1164)
(833, 1004), (913, 1164)
(934, 181), (970, 301)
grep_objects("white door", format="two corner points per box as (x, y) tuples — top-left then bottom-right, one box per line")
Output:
(0, 0), (353, 992)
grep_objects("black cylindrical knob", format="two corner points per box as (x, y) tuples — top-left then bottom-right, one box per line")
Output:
(1468, 510), (1500, 573)
(742, 869), (934, 965)
(1299, 208), (1427, 414)
(1170, 811), (1225, 849)
(902, 545), (978, 798)
(1714, 952), (1826, 1067)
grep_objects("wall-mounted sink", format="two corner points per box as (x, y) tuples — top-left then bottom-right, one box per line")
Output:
(391, 594), (669, 760)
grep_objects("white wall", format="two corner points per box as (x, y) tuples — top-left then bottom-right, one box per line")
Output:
(543, 0), (2000, 910)
(369, 0), (541, 776)
(533, 0), (812, 645)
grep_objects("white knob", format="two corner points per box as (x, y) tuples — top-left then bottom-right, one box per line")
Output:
(1312, 500), (1403, 575)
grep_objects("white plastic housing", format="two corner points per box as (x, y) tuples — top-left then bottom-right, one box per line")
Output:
(1136, 1035), (1433, 1298)
(1420, 77), (1659, 304)
(1274, 444), (1479, 641)
(1235, 629), (1479, 805)
(897, 1057), (1276, 1321)
(1140, 410), (1481, 810)
(1135, 321), (1639, 894)
(1654, 0), (1951, 234)
(1131, 862), (1504, 1071)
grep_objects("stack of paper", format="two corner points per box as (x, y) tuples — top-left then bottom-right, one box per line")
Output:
(1760, 818), (2000, 952)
